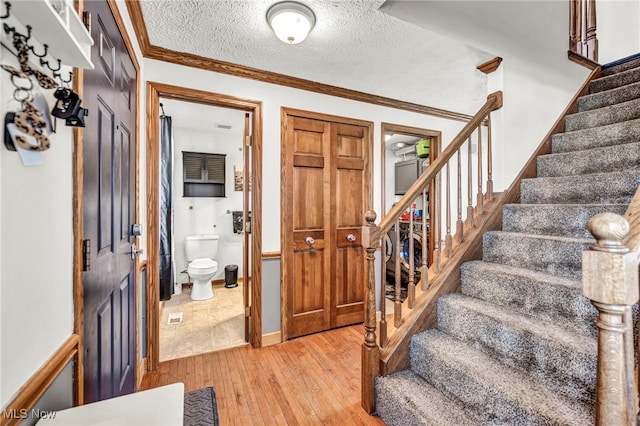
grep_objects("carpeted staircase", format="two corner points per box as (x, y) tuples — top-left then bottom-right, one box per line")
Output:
(376, 55), (640, 425)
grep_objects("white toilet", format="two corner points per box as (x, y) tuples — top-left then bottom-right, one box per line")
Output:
(185, 234), (219, 301)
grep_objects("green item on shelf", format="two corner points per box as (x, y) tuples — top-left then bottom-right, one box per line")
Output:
(416, 139), (430, 158)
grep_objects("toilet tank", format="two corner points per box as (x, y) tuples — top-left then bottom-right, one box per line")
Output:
(185, 235), (219, 261)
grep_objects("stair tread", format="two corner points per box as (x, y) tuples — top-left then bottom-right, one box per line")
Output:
(485, 230), (592, 244)
(523, 166), (640, 183)
(521, 169), (640, 204)
(590, 65), (640, 93)
(538, 140), (640, 177)
(460, 261), (596, 337)
(483, 231), (591, 279)
(601, 56), (640, 76)
(462, 259), (581, 289)
(552, 117), (640, 154)
(578, 79), (640, 111)
(440, 293), (595, 345)
(376, 371), (482, 426)
(565, 97), (640, 131)
(411, 330), (593, 425)
(503, 203), (628, 238)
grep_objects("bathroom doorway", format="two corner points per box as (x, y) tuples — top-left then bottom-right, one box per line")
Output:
(145, 82), (263, 370)
(158, 98), (249, 361)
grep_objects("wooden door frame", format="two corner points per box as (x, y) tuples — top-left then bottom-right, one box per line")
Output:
(280, 107), (373, 340)
(146, 82), (263, 371)
(380, 123), (441, 265)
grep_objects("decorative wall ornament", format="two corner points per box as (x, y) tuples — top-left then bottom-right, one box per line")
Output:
(1, 0), (90, 164)
(234, 165), (243, 191)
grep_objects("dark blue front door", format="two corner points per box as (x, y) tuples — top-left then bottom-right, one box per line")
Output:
(83, 0), (136, 403)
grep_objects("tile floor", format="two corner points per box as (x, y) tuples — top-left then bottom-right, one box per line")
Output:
(159, 281), (247, 362)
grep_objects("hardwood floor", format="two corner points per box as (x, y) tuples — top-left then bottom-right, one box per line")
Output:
(140, 324), (386, 425)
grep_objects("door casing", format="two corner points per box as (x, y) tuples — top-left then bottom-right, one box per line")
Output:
(381, 123), (441, 266)
(145, 82), (263, 371)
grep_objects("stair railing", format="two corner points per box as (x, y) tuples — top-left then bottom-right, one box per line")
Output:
(582, 184), (640, 425)
(569, 0), (598, 62)
(361, 91), (503, 413)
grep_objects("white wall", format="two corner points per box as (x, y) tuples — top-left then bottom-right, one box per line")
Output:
(598, 0), (640, 64)
(382, 1), (594, 192)
(0, 31), (74, 406)
(139, 59), (471, 253)
(171, 124), (246, 283)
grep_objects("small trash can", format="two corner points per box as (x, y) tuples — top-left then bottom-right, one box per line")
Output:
(224, 264), (239, 288)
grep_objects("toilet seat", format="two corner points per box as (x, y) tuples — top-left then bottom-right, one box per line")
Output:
(188, 258), (217, 275)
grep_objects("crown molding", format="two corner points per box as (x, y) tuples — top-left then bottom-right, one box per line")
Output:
(124, 1), (475, 123)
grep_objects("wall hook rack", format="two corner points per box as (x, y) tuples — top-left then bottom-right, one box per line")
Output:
(40, 57), (61, 72)
(0, 1), (10, 19)
(1, 0), (88, 157)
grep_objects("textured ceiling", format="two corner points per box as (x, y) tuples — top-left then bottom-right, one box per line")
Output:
(138, 0), (495, 116)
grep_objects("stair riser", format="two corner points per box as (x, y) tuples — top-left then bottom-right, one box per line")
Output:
(578, 81), (640, 111)
(376, 380), (434, 426)
(565, 99), (640, 132)
(460, 262), (597, 336)
(437, 296), (596, 405)
(521, 172), (640, 204)
(410, 335), (589, 425)
(537, 142), (640, 178)
(503, 204), (628, 239)
(601, 58), (640, 77)
(483, 233), (590, 279)
(376, 372), (480, 426)
(552, 118), (640, 154)
(590, 66), (640, 93)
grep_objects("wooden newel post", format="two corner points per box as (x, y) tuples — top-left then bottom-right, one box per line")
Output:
(583, 213), (639, 426)
(361, 210), (380, 414)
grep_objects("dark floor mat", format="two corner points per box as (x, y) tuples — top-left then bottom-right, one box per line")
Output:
(184, 386), (219, 426)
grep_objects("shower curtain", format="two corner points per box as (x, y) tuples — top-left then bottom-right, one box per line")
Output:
(159, 114), (174, 301)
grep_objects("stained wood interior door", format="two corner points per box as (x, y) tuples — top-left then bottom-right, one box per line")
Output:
(282, 110), (371, 339)
(332, 123), (367, 327)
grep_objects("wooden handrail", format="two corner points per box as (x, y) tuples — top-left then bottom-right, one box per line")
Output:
(378, 92), (503, 234)
(361, 91), (503, 414)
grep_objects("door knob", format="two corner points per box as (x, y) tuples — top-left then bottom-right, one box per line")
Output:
(306, 236), (315, 245)
(346, 234), (356, 242)
(131, 223), (142, 236)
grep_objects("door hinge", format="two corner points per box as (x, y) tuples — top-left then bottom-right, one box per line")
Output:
(245, 135), (252, 147)
(82, 239), (91, 271)
(82, 11), (91, 33)
(245, 306), (251, 317)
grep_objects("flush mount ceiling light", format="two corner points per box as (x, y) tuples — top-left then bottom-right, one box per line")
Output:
(266, 1), (316, 45)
